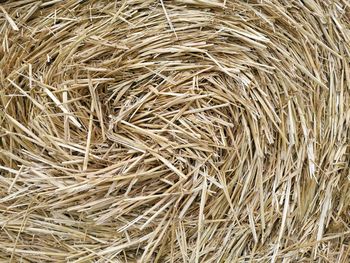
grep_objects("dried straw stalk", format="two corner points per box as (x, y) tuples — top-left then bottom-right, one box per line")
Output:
(0, 0), (349, 262)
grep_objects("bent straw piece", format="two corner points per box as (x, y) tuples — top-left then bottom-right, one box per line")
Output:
(7, 79), (45, 111)
(0, 6), (19, 31)
(43, 87), (82, 128)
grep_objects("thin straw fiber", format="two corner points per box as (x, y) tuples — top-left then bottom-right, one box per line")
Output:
(0, 0), (349, 262)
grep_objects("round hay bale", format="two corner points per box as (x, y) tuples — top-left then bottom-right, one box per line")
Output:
(0, 0), (349, 262)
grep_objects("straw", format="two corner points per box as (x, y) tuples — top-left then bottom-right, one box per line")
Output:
(0, 0), (349, 262)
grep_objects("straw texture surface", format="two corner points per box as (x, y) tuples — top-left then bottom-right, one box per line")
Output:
(0, 0), (349, 262)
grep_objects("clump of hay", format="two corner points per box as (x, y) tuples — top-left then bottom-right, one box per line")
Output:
(0, 0), (349, 262)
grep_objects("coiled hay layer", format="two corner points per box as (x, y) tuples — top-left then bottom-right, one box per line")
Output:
(0, 0), (349, 262)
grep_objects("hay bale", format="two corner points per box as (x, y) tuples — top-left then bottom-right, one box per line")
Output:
(0, 0), (349, 262)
